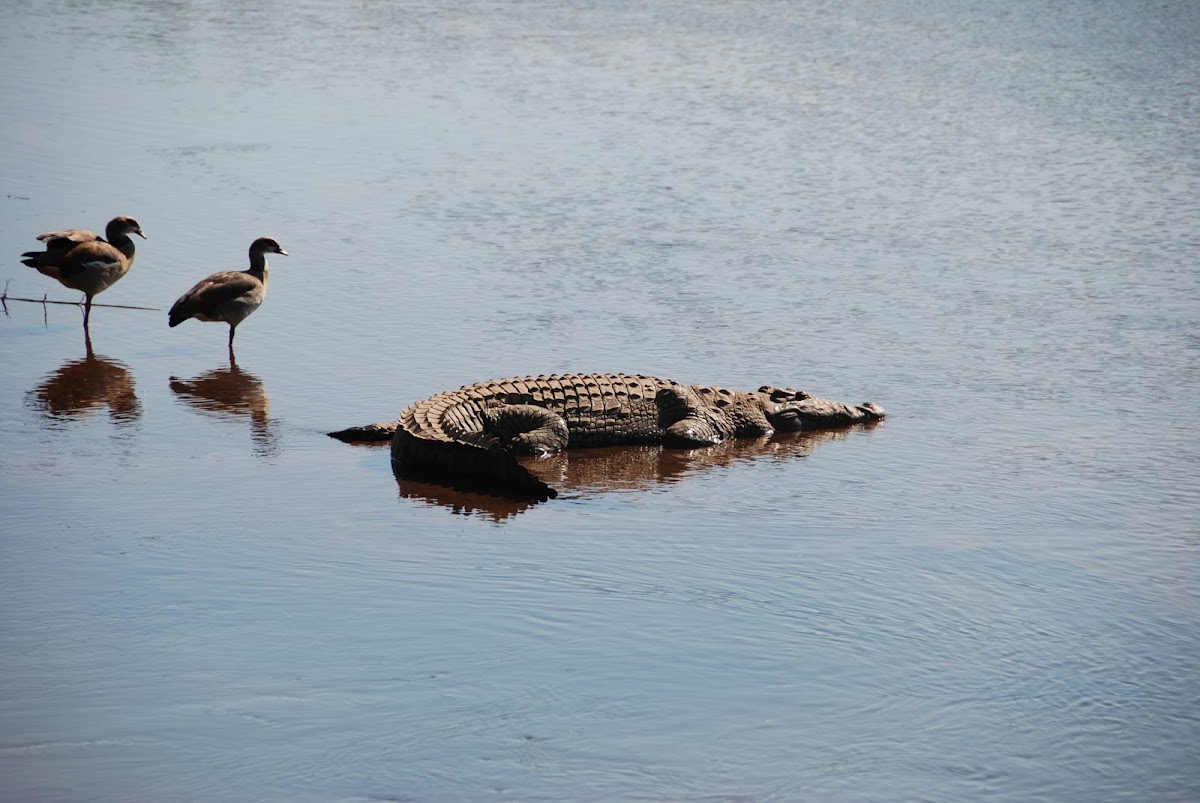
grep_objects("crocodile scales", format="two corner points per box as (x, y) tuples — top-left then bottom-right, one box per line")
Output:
(329, 373), (885, 500)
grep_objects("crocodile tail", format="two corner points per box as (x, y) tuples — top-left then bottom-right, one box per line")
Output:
(327, 421), (399, 442)
(391, 430), (557, 502)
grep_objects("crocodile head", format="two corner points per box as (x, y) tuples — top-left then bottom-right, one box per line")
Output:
(758, 386), (885, 431)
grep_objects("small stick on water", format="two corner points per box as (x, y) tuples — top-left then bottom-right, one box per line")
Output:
(0, 289), (160, 312)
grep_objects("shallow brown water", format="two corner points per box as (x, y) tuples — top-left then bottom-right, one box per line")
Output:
(2, 1), (1198, 800)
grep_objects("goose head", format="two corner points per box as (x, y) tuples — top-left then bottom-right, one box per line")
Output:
(250, 236), (288, 257)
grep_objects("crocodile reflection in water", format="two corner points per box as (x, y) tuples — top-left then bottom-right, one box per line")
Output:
(26, 332), (141, 425)
(169, 357), (280, 457)
(391, 425), (881, 521)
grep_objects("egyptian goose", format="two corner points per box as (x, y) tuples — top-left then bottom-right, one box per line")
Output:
(168, 237), (288, 348)
(21, 215), (146, 328)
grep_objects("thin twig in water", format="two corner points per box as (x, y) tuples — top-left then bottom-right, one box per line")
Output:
(0, 289), (160, 311)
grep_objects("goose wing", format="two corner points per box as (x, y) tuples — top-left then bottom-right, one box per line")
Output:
(37, 228), (104, 251)
(169, 271), (262, 326)
(56, 240), (126, 280)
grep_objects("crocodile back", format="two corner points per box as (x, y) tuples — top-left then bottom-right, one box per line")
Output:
(399, 373), (683, 448)
(393, 373), (693, 499)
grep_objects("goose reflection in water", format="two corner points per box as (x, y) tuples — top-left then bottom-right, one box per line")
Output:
(169, 357), (280, 457)
(26, 333), (141, 425)
(393, 424), (882, 521)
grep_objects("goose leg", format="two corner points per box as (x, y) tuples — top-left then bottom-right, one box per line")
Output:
(82, 295), (93, 329)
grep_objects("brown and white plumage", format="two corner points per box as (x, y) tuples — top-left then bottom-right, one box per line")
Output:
(21, 215), (146, 328)
(168, 237), (288, 349)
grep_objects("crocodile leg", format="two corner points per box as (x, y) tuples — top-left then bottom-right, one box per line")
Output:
(481, 404), (570, 456)
(655, 386), (732, 447)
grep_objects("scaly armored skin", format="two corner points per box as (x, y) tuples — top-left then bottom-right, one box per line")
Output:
(330, 373), (885, 500)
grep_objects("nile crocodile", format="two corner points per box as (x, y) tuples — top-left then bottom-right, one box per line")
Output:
(330, 373), (885, 501)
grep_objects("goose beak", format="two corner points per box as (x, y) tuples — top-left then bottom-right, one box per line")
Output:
(277, 248), (289, 256)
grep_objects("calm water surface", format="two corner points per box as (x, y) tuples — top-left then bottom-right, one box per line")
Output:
(1, 1), (1198, 800)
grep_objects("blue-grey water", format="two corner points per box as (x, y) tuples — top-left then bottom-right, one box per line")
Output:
(1, 1), (1198, 800)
